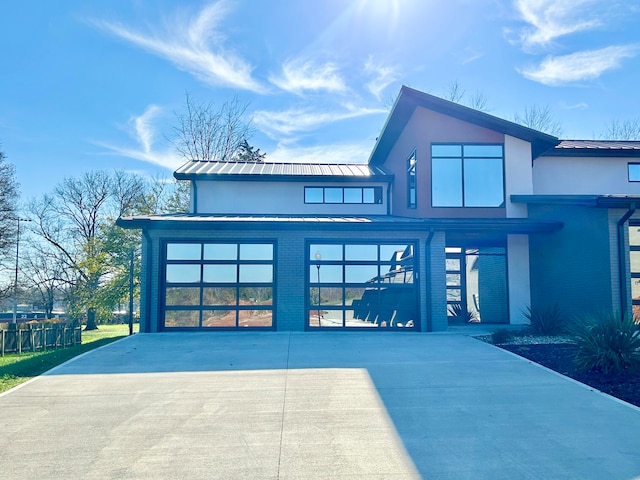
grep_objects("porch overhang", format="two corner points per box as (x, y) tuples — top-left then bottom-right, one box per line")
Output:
(117, 214), (562, 234)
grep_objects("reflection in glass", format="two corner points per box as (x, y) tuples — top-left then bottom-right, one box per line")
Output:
(447, 288), (462, 302)
(632, 278), (640, 301)
(631, 251), (640, 272)
(363, 188), (375, 204)
(446, 258), (461, 271)
(305, 187), (323, 203)
(432, 158), (462, 206)
(446, 274), (461, 287)
(345, 265), (378, 283)
(309, 244), (342, 261)
(464, 145), (503, 157)
(239, 264), (273, 283)
(344, 188), (362, 203)
(309, 287), (343, 306)
(165, 310), (199, 327)
(432, 144), (462, 157)
(239, 287), (273, 305)
(166, 287), (200, 306)
(629, 226), (640, 246)
(309, 265), (343, 283)
(464, 158), (504, 207)
(202, 287), (236, 306)
(239, 310), (273, 327)
(380, 244), (409, 263)
(166, 265), (201, 283)
(203, 265), (237, 283)
(325, 188), (342, 203)
(202, 310), (235, 327)
(345, 244), (378, 261)
(167, 243), (201, 260)
(203, 243), (237, 260)
(240, 244), (273, 260)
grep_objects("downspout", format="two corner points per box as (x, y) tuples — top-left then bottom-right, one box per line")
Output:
(425, 228), (435, 332)
(617, 203), (636, 317)
(142, 229), (153, 333)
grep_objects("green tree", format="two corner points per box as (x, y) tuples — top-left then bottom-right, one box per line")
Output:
(29, 171), (145, 330)
(234, 139), (266, 162)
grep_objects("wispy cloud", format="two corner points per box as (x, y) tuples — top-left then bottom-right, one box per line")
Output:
(269, 58), (347, 95)
(267, 142), (372, 164)
(512, 0), (601, 51)
(92, 1), (264, 93)
(363, 57), (399, 100)
(95, 105), (182, 170)
(253, 104), (387, 138)
(519, 45), (640, 85)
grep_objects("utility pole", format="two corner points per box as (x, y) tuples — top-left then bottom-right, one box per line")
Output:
(12, 217), (31, 324)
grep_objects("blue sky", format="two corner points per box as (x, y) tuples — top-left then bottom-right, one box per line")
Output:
(1, 0), (639, 200)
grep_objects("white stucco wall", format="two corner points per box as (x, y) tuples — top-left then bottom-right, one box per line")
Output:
(504, 135), (532, 218)
(507, 234), (531, 324)
(195, 180), (388, 215)
(533, 155), (640, 195)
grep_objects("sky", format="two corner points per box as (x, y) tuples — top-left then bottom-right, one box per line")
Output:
(1, 0), (640, 201)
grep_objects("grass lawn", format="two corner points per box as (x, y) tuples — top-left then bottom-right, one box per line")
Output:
(0, 323), (138, 394)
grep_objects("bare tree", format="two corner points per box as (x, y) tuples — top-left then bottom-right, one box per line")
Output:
(172, 93), (255, 162)
(443, 81), (490, 113)
(513, 105), (562, 136)
(29, 171), (146, 329)
(601, 119), (640, 140)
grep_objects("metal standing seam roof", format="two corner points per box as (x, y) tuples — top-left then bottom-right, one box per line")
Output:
(174, 161), (392, 180)
(544, 140), (640, 157)
(116, 213), (563, 233)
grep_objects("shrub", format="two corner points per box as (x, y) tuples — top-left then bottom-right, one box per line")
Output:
(570, 313), (640, 374)
(522, 305), (566, 335)
(491, 328), (513, 344)
(448, 303), (477, 323)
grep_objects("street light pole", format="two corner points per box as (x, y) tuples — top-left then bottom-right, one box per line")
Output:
(12, 217), (31, 324)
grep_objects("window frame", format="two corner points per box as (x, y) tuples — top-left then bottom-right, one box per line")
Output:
(304, 186), (383, 205)
(306, 241), (419, 331)
(162, 240), (276, 330)
(430, 143), (505, 208)
(628, 163), (640, 182)
(407, 150), (417, 209)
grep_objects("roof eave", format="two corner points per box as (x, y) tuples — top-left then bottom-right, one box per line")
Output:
(369, 86), (560, 166)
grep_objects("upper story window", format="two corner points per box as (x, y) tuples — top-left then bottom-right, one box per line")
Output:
(407, 150), (417, 209)
(305, 186), (383, 204)
(629, 163), (640, 181)
(431, 144), (504, 207)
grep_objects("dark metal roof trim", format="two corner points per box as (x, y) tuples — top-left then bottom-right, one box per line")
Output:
(511, 194), (640, 208)
(174, 161), (393, 181)
(117, 214), (562, 234)
(543, 140), (640, 157)
(368, 86), (560, 165)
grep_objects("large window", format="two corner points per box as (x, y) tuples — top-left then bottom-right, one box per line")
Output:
(304, 186), (383, 204)
(407, 150), (416, 209)
(308, 242), (418, 329)
(431, 144), (504, 207)
(629, 163), (640, 182)
(163, 242), (274, 329)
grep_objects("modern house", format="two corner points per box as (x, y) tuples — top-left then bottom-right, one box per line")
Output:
(117, 86), (640, 333)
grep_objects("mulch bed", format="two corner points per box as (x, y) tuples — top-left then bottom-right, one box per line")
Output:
(499, 343), (640, 408)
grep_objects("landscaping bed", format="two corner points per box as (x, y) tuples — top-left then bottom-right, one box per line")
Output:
(498, 342), (640, 408)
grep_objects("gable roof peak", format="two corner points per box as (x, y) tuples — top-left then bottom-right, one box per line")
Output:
(368, 85), (560, 165)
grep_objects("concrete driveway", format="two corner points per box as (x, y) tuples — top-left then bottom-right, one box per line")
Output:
(1, 332), (639, 479)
